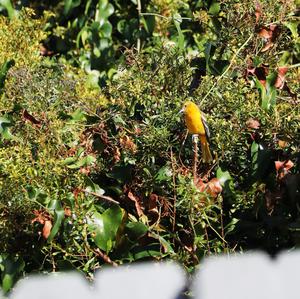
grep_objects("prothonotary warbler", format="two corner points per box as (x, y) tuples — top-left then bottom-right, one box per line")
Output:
(180, 101), (213, 163)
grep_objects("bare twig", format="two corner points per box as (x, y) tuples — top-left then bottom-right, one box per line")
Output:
(170, 147), (177, 232)
(192, 135), (199, 183)
(200, 34), (254, 105)
(137, 0), (142, 52)
(94, 248), (118, 267)
(83, 189), (120, 205)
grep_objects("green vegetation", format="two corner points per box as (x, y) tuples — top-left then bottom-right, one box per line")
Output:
(0, 0), (299, 294)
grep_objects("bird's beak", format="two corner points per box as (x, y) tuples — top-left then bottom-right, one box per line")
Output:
(179, 108), (184, 114)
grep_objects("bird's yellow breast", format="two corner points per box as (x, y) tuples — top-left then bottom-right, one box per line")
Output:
(184, 102), (206, 135)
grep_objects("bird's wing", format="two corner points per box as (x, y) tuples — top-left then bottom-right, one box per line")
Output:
(201, 114), (210, 139)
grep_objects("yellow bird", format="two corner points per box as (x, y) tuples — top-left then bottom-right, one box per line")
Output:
(180, 101), (212, 163)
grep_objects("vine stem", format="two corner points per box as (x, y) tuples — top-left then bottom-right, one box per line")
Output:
(200, 33), (254, 105)
(137, 0), (142, 52)
(170, 148), (177, 232)
(192, 135), (199, 183)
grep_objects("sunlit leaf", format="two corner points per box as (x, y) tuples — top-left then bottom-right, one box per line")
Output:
(88, 205), (123, 252)
(47, 200), (65, 242)
(0, 116), (13, 140)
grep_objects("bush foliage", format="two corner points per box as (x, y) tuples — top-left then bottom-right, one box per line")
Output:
(0, 0), (299, 294)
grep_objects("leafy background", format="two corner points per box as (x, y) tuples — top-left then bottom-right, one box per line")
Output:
(0, 0), (299, 296)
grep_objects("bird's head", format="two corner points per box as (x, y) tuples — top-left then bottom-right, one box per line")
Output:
(179, 101), (197, 114)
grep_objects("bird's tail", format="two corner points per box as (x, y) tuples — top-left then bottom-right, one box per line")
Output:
(200, 135), (212, 163)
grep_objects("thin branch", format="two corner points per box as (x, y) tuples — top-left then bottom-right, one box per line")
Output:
(83, 189), (120, 205)
(93, 248), (118, 267)
(137, 0), (142, 52)
(200, 33), (254, 105)
(192, 135), (199, 183)
(170, 147), (177, 232)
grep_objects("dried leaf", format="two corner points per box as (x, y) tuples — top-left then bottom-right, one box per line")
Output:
(246, 118), (260, 129)
(261, 42), (274, 52)
(278, 139), (288, 149)
(127, 191), (144, 217)
(120, 135), (137, 153)
(148, 193), (159, 223)
(274, 66), (288, 89)
(42, 220), (52, 239)
(22, 109), (42, 127)
(255, 1), (262, 24)
(206, 178), (223, 198)
(275, 160), (294, 179)
(64, 208), (72, 217)
(258, 28), (272, 39)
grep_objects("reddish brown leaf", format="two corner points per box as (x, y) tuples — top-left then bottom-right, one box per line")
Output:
(127, 191), (144, 217)
(261, 42), (274, 52)
(255, 1), (262, 24)
(148, 193), (159, 223)
(120, 135), (137, 153)
(22, 109), (42, 127)
(258, 28), (272, 39)
(246, 118), (260, 129)
(246, 64), (269, 85)
(39, 44), (54, 57)
(64, 208), (72, 217)
(274, 66), (288, 89)
(278, 140), (288, 149)
(275, 160), (294, 179)
(206, 178), (223, 198)
(42, 220), (52, 239)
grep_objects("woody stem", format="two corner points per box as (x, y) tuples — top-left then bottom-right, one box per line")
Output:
(192, 135), (198, 183)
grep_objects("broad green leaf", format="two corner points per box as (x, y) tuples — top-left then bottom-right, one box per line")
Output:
(0, 60), (14, 90)
(209, 1), (220, 15)
(0, 0), (16, 19)
(66, 155), (96, 169)
(285, 21), (299, 39)
(64, 0), (81, 16)
(26, 186), (49, 205)
(47, 200), (65, 242)
(100, 22), (112, 38)
(173, 13), (184, 52)
(141, 15), (155, 34)
(88, 205), (123, 252)
(0, 256), (24, 293)
(155, 166), (172, 182)
(70, 109), (86, 122)
(216, 167), (232, 186)
(0, 116), (13, 140)
(125, 222), (148, 241)
(85, 177), (105, 195)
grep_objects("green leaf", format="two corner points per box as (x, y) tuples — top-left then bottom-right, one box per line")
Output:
(100, 22), (113, 38)
(209, 1), (220, 15)
(66, 155), (96, 169)
(0, 255), (24, 293)
(141, 15), (155, 34)
(173, 13), (184, 52)
(216, 167), (232, 186)
(125, 222), (148, 241)
(0, 0), (16, 19)
(26, 186), (49, 205)
(85, 177), (105, 195)
(47, 200), (65, 242)
(251, 142), (272, 180)
(155, 166), (172, 182)
(64, 0), (81, 16)
(69, 109), (87, 122)
(0, 116), (13, 140)
(88, 205), (124, 252)
(0, 60), (14, 90)
(285, 21), (299, 39)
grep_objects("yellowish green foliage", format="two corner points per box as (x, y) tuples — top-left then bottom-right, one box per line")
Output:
(0, 8), (48, 67)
